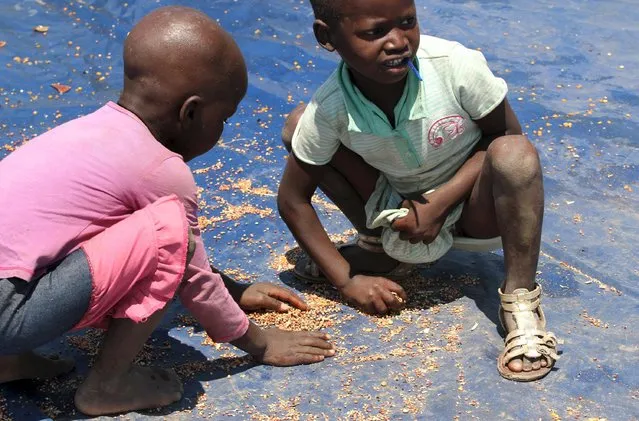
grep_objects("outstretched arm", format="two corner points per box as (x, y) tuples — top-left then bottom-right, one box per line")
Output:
(278, 153), (406, 314)
(277, 154), (353, 288)
(212, 265), (309, 312)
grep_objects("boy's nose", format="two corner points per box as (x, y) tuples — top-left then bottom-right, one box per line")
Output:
(384, 28), (409, 54)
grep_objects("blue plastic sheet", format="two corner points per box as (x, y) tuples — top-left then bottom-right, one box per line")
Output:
(1, 0), (637, 419)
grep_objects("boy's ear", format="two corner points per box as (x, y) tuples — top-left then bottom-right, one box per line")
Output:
(179, 95), (202, 128)
(313, 19), (335, 52)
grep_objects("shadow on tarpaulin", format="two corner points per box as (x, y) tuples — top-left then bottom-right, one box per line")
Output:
(0, 0), (637, 419)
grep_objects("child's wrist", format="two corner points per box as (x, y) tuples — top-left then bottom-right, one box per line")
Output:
(422, 190), (454, 220)
(328, 270), (353, 290)
(229, 321), (267, 359)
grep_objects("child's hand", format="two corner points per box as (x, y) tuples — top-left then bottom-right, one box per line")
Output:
(338, 274), (407, 315)
(231, 322), (335, 366)
(259, 328), (335, 366)
(391, 198), (447, 244)
(239, 283), (309, 313)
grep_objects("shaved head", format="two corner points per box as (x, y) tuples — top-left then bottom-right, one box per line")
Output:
(119, 6), (248, 160)
(122, 6), (246, 103)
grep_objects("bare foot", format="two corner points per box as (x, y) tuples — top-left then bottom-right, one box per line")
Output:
(74, 365), (183, 416)
(0, 352), (75, 383)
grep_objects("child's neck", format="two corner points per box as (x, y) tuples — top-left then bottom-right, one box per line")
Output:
(351, 72), (406, 128)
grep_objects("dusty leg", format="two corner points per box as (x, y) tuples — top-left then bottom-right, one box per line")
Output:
(458, 134), (546, 373)
(282, 104), (398, 274)
(74, 227), (196, 415)
(74, 307), (183, 416)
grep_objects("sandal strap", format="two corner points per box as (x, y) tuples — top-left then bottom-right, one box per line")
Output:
(356, 234), (385, 253)
(503, 329), (560, 362)
(499, 284), (543, 314)
(498, 283), (560, 364)
(305, 259), (320, 278)
(499, 284), (542, 303)
(505, 329), (558, 348)
(358, 234), (383, 245)
(505, 328), (555, 342)
(383, 262), (415, 279)
(500, 297), (541, 312)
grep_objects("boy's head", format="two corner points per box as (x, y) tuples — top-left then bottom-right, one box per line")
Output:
(310, 0), (340, 24)
(119, 6), (247, 162)
(310, 0), (420, 88)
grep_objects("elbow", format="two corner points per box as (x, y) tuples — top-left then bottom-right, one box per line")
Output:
(276, 188), (295, 221)
(277, 187), (309, 225)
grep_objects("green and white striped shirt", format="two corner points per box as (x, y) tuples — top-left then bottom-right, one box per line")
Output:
(292, 35), (508, 263)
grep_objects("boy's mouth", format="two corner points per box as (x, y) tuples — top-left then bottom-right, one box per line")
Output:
(383, 57), (410, 68)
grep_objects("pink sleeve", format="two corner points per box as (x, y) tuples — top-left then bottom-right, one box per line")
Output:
(179, 238), (249, 342)
(133, 157), (249, 342)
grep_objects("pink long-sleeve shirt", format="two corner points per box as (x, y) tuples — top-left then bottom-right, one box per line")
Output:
(0, 102), (249, 343)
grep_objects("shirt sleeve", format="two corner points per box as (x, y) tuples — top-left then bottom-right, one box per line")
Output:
(450, 44), (508, 120)
(291, 98), (342, 166)
(133, 156), (249, 343)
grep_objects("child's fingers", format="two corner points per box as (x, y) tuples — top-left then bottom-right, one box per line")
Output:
(298, 336), (334, 350)
(391, 217), (407, 232)
(258, 295), (291, 312)
(380, 288), (404, 311)
(296, 354), (326, 365)
(372, 296), (389, 315)
(383, 279), (408, 301)
(299, 331), (331, 340)
(295, 346), (336, 357)
(267, 287), (309, 311)
(398, 228), (421, 242)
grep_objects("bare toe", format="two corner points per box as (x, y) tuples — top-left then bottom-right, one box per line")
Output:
(507, 357), (523, 372)
(522, 358), (533, 372)
(532, 358), (541, 371)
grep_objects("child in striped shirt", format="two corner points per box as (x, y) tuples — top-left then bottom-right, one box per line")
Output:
(277, 0), (559, 381)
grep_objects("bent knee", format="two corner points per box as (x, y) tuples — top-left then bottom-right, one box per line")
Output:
(487, 135), (541, 181)
(281, 103), (307, 152)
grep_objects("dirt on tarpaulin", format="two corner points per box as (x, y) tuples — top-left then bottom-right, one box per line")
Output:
(0, 0), (637, 419)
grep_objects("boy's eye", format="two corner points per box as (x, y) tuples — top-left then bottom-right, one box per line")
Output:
(362, 27), (388, 38)
(400, 16), (417, 27)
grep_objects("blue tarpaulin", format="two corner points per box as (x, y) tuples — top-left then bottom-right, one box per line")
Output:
(1, 0), (637, 419)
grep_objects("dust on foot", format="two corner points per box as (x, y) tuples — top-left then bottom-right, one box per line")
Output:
(74, 365), (183, 416)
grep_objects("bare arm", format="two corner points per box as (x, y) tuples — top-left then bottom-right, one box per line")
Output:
(210, 265), (248, 301)
(277, 154), (352, 288)
(423, 98), (522, 215)
(210, 265), (308, 312)
(393, 99), (522, 240)
(278, 153), (407, 315)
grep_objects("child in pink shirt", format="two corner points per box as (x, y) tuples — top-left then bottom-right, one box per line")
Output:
(0, 6), (334, 416)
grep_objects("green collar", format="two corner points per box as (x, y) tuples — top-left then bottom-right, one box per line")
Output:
(337, 58), (426, 136)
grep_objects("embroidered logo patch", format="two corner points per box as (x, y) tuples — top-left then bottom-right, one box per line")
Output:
(428, 115), (466, 148)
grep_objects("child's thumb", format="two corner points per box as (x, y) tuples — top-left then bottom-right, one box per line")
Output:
(391, 215), (406, 231)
